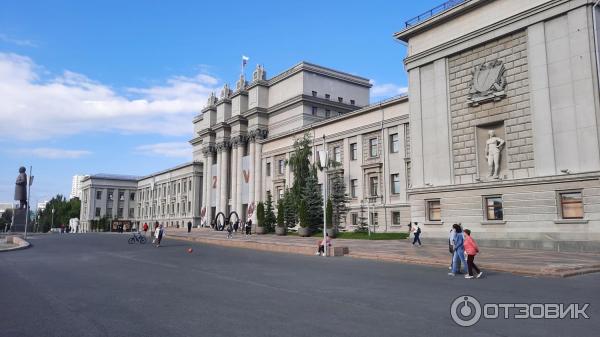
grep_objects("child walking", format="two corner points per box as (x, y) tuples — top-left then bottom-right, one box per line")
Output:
(463, 229), (483, 279)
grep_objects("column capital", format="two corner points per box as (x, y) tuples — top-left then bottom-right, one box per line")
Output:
(215, 141), (231, 153)
(230, 135), (247, 149)
(248, 128), (268, 143)
(201, 145), (215, 157)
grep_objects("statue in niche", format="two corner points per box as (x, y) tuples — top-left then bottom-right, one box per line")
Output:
(485, 130), (505, 179)
(14, 166), (27, 209)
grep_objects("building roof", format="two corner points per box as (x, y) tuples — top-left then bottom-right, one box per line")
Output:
(84, 173), (141, 182)
(137, 161), (201, 180)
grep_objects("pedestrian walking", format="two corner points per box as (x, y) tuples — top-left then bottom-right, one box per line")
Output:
(187, 221), (192, 233)
(463, 229), (483, 279)
(449, 224), (467, 276)
(226, 222), (233, 239)
(143, 223), (149, 237)
(448, 223), (463, 271)
(155, 224), (165, 247)
(412, 222), (422, 246)
(245, 219), (252, 236)
(407, 223), (412, 241)
(233, 220), (239, 233)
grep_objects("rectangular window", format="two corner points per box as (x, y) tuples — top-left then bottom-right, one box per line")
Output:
(325, 109), (330, 118)
(325, 94), (330, 100)
(278, 188), (284, 201)
(351, 213), (358, 226)
(390, 133), (399, 153)
(96, 191), (102, 200)
(559, 191), (584, 219)
(338, 97), (343, 103)
(391, 174), (400, 194)
(312, 90), (317, 97)
(119, 191), (125, 201)
(266, 162), (271, 176)
(95, 207), (101, 217)
(130, 192), (135, 201)
(183, 181), (187, 192)
(311, 106), (318, 116)
(278, 160), (285, 175)
(350, 99), (355, 105)
(333, 146), (341, 163)
(189, 179), (192, 191)
(350, 179), (358, 198)
(117, 208), (123, 217)
(369, 138), (378, 157)
(392, 211), (401, 225)
(188, 201), (191, 213)
(350, 143), (357, 160)
(107, 208), (113, 218)
(372, 212), (379, 226)
(108, 191), (114, 201)
(370, 177), (378, 197)
(485, 196), (504, 220)
(129, 208), (134, 218)
(427, 200), (441, 221)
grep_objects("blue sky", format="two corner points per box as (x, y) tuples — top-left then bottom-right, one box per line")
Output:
(0, 0), (441, 206)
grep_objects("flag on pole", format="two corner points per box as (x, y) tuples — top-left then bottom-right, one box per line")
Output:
(242, 55), (249, 67)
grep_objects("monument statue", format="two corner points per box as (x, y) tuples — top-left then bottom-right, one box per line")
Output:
(14, 166), (28, 209)
(485, 130), (505, 179)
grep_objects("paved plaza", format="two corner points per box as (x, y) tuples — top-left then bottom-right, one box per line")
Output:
(1, 234), (599, 337)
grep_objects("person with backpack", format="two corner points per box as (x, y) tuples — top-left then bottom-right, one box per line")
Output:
(412, 222), (422, 246)
(155, 224), (165, 247)
(463, 229), (483, 279)
(449, 224), (467, 276)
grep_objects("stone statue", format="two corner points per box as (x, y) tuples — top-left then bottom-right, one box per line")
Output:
(485, 130), (505, 179)
(236, 73), (247, 91)
(252, 64), (266, 82)
(14, 166), (27, 209)
(220, 84), (232, 99)
(206, 92), (218, 107)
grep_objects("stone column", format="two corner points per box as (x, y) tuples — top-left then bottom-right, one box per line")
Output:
(230, 140), (238, 219)
(205, 150), (214, 226)
(219, 142), (230, 215)
(254, 141), (263, 206)
(248, 138), (256, 224)
(202, 153), (209, 226)
(236, 138), (244, 219)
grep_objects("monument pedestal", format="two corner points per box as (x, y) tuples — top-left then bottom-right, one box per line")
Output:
(10, 208), (32, 232)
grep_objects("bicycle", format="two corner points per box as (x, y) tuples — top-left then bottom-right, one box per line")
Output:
(128, 232), (147, 244)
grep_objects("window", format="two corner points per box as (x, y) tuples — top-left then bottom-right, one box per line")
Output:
(325, 94), (330, 100)
(95, 208), (101, 217)
(108, 191), (114, 201)
(119, 191), (125, 201)
(311, 106), (318, 116)
(390, 133), (399, 153)
(427, 200), (441, 221)
(107, 208), (113, 218)
(350, 99), (355, 105)
(333, 146), (341, 163)
(391, 174), (400, 194)
(485, 196), (504, 220)
(278, 160), (285, 175)
(178, 183), (181, 193)
(351, 213), (358, 226)
(129, 208), (134, 218)
(266, 162), (271, 176)
(312, 90), (317, 97)
(559, 191), (584, 219)
(350, 143), (357, 160)
(325, 109), (331, 118)
(369, 177), (378, 197)
(392, 211), (401, 225)
(338, 97), (343, 103)
(278, 188), (284, 201)
(96, 191), (102, 200)
(188, 201), (191, 213)
(117, 208), (124, 217)
(189, 179), (192, 191)
(369, 138), (378, 157)
(183, 181), (187, 192)
(130, 192), (135, 201)
(371, 212), (379, 226)
(350, 179), (358, 198)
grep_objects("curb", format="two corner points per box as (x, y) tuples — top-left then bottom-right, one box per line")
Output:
(0, 236), (31, 252)
(169, 234), (600, 278)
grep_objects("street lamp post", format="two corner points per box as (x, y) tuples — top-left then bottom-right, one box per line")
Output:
(318, 135), (329, 257)
(51, 207), (55, 232)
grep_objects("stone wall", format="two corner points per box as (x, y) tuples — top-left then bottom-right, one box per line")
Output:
(448, 30), (533, 184)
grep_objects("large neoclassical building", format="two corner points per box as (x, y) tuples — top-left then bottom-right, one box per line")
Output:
(81, 0), (600, 248)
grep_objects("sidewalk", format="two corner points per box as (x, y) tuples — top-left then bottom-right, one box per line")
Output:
(167, 228), (600, 278)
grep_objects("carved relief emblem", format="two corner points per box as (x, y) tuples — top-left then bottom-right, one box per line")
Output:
(467, 60), (507, 106)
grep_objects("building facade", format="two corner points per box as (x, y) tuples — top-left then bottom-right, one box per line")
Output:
(79, 0), (600, 246)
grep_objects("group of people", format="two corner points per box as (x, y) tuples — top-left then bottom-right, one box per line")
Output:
(448, 223), (483, 279)
(225, 219), (253, 238)
(141, 222), (165, 247)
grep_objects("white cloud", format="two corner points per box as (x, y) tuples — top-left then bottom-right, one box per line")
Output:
(0, 52), (220, 140)
(370, 81), (408, 100)
(135, 142), (192, 159)
(0, 34), (37, 47)
(18, 147), (92, 159)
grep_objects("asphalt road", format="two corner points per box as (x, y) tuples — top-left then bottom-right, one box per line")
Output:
(1, 234), (599, 337)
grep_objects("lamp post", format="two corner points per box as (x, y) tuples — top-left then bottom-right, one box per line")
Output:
(51, 207), (55, 232)
(318, 135), (329, 257)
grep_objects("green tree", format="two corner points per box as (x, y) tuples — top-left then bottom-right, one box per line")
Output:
(288, 132), (312, 207)
(330, 174), (349, 230)
(277, 198), (284, 228)
(256, 201), (265, 228)
(283, 189), (297, 228)
(354, 202), (369, 233)
(298, 199), (308, 228)
(302, 166), (323, 229)
(37, 195), (80, 232)
(0, 209), (13, 231)
(263, 191), (276, 232)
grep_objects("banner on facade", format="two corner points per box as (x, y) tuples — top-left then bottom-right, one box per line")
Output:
(211, 163), (218, 207)
(241, 156), (251, 204)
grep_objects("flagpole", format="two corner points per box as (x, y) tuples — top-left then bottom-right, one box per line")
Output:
(24, 166), (32, 239)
